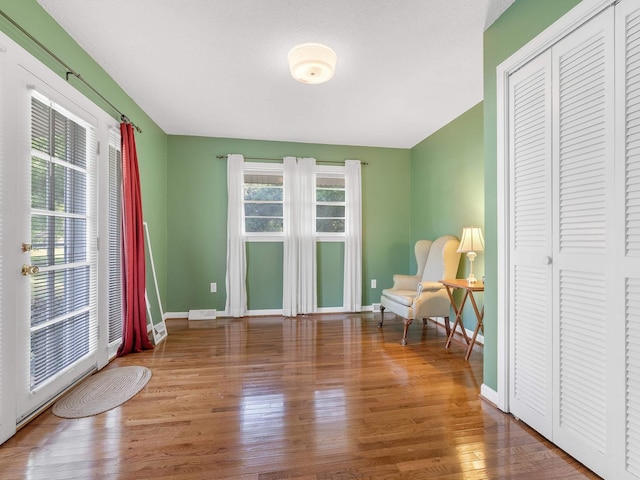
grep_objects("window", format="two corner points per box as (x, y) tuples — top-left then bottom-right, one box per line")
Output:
(243, 170), (283, 234)
(29, 91), (97, 389)
(241, 163), (348, 239)
(227, 156), (361, 316)
(316, 173), (345, 234)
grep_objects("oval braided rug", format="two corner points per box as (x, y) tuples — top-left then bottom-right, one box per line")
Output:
(52, 366), (152, 418)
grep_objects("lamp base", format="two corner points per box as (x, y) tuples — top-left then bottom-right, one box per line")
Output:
(466, 251), (478, 284)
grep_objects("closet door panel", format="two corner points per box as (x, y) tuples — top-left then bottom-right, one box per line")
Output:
(618, 1), (640, 477)
(551, 8), (615, 478)
(508, 51), (553, 439)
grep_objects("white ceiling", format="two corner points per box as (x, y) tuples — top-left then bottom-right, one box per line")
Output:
(37, 0), (514, 149)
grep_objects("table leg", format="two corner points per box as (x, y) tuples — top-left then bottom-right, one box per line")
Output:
(445, 288), (471, 349)
(464, 292), (484, 361)
(444, 285), (457, 349)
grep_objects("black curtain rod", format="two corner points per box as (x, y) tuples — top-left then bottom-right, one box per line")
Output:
(0, 9), (142, 134)
(216, 155), (368, 166)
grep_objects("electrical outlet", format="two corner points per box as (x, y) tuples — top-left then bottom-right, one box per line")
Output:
(371, 279), (377, 289)
(210, 282), (217, 293)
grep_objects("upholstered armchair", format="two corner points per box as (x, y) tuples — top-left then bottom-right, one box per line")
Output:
(379, 235), (461, 345)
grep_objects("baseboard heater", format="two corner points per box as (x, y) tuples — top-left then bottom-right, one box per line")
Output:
(188, 309), (217, 320)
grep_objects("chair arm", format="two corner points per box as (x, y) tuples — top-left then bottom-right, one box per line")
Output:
(417, 281), (445, 294)
(392, 274), (420, 290)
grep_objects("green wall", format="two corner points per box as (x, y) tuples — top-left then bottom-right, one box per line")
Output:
(410, 102), (484, 331)
(166, 136), (411, 313)
(0, 0), (169, 322)
(411, 102), (484, 249)
(482, 0), (582, 390)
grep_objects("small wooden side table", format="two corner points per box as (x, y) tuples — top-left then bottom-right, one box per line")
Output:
(440, 279), (484, 361)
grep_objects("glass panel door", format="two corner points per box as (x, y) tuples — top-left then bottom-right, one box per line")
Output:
(17, 91), (98, 421)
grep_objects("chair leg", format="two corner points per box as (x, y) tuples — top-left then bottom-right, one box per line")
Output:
(444, 316), (451, 337)
(378, 305), (385, 328)
(422, 317), (428, 327)
(401, 318), (413, 346)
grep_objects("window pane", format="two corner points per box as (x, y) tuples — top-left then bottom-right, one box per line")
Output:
(317, 176), (344, 188)
(31, 311), (91, 388)
(244, 203), (283, 217)
(244, 186), (283, 201)
(317, 189), (345, 202)
(31, 97), (50, 154)
(53, 109), (87, 168)
(29, 92), (97, 393)
(316, 219), (345, 233)
(245, 217), (283, 233)
(31, 156), (49, 209)
(31, 266), (90, 327)
(317, 205), (345, 218)
(30, 215), (87, 266)
(244, 171), (284, 233)
(53, 163), (87, 214)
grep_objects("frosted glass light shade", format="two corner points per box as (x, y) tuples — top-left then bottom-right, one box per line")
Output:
(288, 43), (337, 84)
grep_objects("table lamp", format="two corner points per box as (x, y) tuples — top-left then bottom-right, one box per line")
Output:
(457, 227), (484, 284)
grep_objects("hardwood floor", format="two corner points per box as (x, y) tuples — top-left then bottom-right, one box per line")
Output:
(0, 314), (600, 479)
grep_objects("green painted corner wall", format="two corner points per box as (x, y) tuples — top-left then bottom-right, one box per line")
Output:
(0, 0), (169, 321)
(166, 136), (411, 313)
(410, 102), (484, 332)
(482, 0), (582, 390)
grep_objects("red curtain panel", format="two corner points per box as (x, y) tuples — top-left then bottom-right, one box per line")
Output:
(118, 122), (154, 356)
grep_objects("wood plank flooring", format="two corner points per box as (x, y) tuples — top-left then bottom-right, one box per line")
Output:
(0, 314), (600, 479)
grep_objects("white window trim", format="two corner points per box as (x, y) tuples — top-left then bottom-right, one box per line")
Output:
(242, 162), (348, 243)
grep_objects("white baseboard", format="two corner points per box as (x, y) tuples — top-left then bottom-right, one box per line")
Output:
(188, 309), (217, 320)
(166, 306), (455, 320)
(245, 308), (282, 316)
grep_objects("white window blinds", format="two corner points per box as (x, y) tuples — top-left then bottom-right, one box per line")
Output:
(108, 128), (122, 345)
(29, 91), (98, 390)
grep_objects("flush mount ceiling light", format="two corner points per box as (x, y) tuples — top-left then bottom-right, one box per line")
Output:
(288, 43), (337, 84)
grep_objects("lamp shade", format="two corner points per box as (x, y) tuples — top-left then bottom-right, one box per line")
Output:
(288, 43), (337, 84)
(457, 227), (485, 253)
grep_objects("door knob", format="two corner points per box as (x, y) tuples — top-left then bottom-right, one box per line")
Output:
(542, 256), (552, 265)
(21, 264), (39, 276)
(21, 243), (32, 252)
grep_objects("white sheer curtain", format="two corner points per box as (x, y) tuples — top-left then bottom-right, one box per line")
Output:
(343, 160), (362, 311)
(225, 154), (247, 317)
(282, 157), (317, 316)
(298, 158), (317, 313)
(282, 156), (299, 317)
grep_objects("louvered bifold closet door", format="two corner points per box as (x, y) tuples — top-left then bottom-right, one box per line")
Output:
(507, 51), (554, 440)
(551, 8), (615, 478)
(617, 0), (640, 478)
